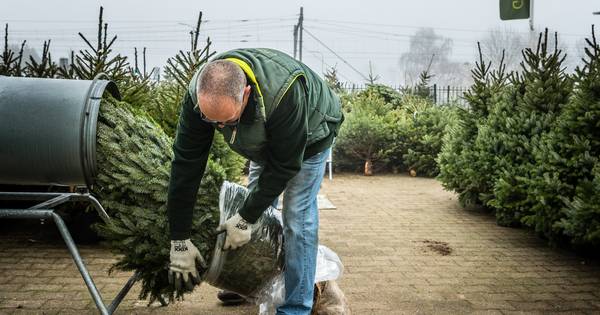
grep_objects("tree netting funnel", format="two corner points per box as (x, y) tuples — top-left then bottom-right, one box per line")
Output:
(205, 181), (284, 299)
(0, 75), (120, 188)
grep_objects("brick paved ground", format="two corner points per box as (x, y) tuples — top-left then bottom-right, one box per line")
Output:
(1, 173), (600, 314)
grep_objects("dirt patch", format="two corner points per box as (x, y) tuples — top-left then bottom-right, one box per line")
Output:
(420, 239), (452, 256)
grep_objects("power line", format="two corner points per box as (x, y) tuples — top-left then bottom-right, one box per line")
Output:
(7, 21), (295, 35)
(0, 17), (297, 24)
(307, 50), (353, 82)
(306, 24), (574, 47)
(303, 27), (369, 82)
(305, 18), (591, 38)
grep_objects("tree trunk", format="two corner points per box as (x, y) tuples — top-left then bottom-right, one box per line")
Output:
(364, 159), (373, 176)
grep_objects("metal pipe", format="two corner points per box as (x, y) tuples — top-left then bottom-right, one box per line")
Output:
(86, 194), (111, 223)
(51, 212), (109, 315)
(28, 194), (71, 210)
(107, 271), (142, 314)
(0, 191), (111, 223)
(0, 209), (54, 219)
(1, 195), (133, 314)
(0, 191), (69, 200)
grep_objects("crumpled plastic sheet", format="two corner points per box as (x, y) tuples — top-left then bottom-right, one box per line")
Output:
(312, 279), (351, 315)
(256, 244), (345, 314)
(205, 181), (345, 313)
(204, 181), (284, 299)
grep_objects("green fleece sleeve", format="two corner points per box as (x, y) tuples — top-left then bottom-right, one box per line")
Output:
(238, 80), (308, 223)
(167, 92), (215, 240)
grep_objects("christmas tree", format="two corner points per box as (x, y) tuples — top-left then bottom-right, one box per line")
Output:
(527, 26), (600, 245)
(334, 91), (396, 175)
(93, 97), (225, 302)
(438, 43), (508, 206)
(484, 29), (572, 226)
(72, 7), (246, 303)
(403, 104), (455, 177)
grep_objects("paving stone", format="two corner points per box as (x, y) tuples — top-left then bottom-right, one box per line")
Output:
(1, 174), (600, 314)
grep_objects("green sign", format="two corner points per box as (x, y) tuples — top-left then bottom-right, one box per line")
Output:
(500, 0), (530, 20)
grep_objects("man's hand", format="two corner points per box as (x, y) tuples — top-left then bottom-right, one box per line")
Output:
(216, 213), (252, 250)
(169, 239), (207, 290)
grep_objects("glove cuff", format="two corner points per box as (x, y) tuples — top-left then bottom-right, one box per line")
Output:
(233, 213), (250, 230)
(171, 239), (191, 252)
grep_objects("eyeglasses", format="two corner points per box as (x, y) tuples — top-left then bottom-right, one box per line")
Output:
(195, 104), (241, 127)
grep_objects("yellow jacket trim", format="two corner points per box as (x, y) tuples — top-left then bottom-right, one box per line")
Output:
(225, 57), (264, 99)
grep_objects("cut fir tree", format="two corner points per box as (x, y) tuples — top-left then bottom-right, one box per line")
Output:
(93, 96), (224, 303)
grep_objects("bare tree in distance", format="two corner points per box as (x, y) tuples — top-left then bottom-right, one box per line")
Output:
(399, 27), (471, 87)
(481, 27), (526, 72)
(481, 27), (576, 73)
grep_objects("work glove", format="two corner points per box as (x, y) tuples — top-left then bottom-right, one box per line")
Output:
(168, 239), (207, 291)
(216, 213), (252, 250)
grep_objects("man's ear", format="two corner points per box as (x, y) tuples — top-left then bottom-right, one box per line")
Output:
(242, 85), (252, 105)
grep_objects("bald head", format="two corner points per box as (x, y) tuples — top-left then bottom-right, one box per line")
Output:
(196, 60), (248, 122)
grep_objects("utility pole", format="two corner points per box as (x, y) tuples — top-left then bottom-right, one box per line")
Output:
(293, 7), (304, 61)
(529, 0), (535, 31)
(299, 7), (304, 61)
(293, 24), (298, 59)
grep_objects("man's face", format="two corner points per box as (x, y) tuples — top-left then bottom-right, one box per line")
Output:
(197, 85), (251, 128)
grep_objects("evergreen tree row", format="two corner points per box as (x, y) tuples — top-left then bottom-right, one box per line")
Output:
(439, 27), (600, 249)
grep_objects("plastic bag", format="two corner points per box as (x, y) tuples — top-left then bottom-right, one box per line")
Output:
(312, 280), (351, 315)
(204, 181), (284, 298)
(258, 245), (344, 315)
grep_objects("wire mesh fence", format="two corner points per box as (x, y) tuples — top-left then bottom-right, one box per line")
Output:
(339, 83), (470, 106)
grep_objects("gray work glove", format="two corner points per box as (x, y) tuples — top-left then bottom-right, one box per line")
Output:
(168, 239), (207, 290)
(216, 213), (252, 250)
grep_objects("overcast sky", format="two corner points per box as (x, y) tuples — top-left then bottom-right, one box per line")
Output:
(1, 0), (598, 85)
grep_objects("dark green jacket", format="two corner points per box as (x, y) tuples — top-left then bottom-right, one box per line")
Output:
(167, 48), (343, 240)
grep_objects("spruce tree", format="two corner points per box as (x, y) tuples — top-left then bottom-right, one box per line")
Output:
(24, 40), (58, 78)
(562, 164), (600, 247)
(358, 83), (403, 109)
(438, 43), (508, 206)
(0, 24), (26, 76)
(93, 97), (227, 303)
(528, 26), (600, 245)
(324, 66), (343, 93)
(474, 78), (524, 215)
(334, 92), (396, 175)
(403, 104), (455, 177)
(487, 30), (572, 226)
(70, 7), (129, 82)
(75, 7), (245, 303)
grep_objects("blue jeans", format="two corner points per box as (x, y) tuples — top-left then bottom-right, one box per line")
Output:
(247, 147), (331, 315)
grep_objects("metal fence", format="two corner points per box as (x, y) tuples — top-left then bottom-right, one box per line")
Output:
(339, 83), (470, 106)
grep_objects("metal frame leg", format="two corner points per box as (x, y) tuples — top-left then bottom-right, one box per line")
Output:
(0, 191), (110, 223)
(51, 210), (110, 315)
(0, 194), (140, 315)
(326, 149), (333, 181)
